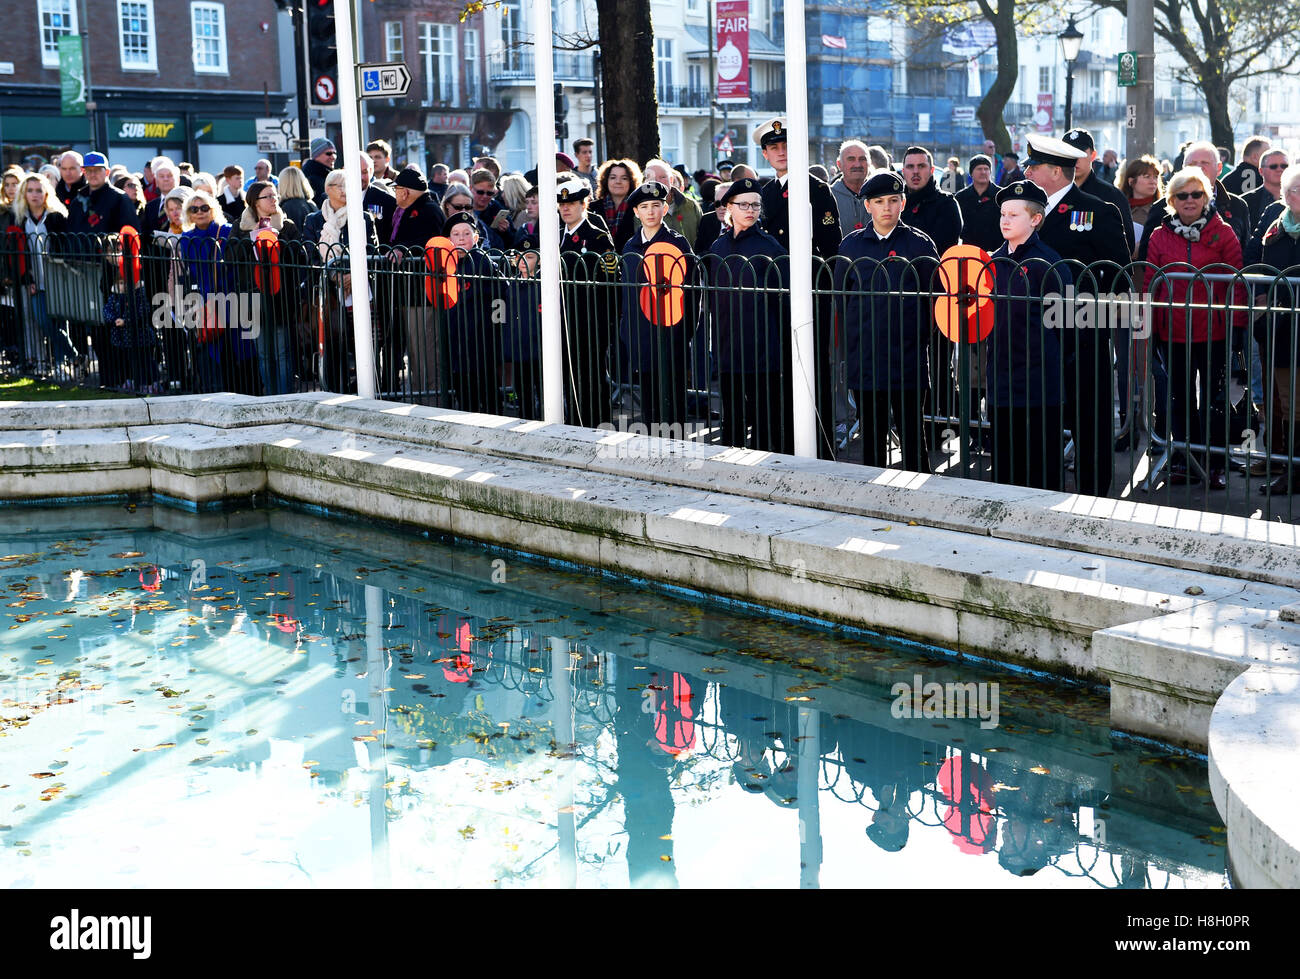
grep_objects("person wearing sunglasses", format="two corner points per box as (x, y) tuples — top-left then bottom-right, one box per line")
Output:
(1142, 167), (1247, 490)
(178, 189), (243, 394)
(1137, 141), (1249, 263)
(1244, 149), (1290, 229)
(706, 177), (792, 455)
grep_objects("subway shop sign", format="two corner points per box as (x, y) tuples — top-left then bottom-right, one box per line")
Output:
(111, 118), (184, 143)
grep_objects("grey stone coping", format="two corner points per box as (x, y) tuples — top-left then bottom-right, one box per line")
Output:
(2, 391), (1298, 887)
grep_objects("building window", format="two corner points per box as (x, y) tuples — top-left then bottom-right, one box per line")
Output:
(38, 0), (77, 68)
(656, 38), (674, 104)
(419, 23), (457, 105)
(688, 62), (703, 100)
(191, 3), (226, 74)
(1038, 65), (1052, 95)
(660, 120), (681, 166)
(500, 0), (524, 71)
(118, 0), (157, 71)
(463, 30), (481, 107)
(385, 21), (403, 63)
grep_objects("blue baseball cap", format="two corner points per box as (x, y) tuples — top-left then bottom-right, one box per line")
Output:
(83, 152), (109, 168)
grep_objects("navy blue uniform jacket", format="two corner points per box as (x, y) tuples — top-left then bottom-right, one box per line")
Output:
(988, 232), (1073, 408)
(618, 225), (696, 374)
(834, 221), (939, 391)
(705, 223), (791, 374)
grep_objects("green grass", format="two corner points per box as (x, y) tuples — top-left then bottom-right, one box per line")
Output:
(0, 377), (136, 402)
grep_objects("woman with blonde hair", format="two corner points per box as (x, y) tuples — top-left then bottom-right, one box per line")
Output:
(277, 165), (319, 228)
(10, 171), (75, 370)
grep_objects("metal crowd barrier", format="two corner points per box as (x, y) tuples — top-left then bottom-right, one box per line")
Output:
(3, 231), (1298, 521)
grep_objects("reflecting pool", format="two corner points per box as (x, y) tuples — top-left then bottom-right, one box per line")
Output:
(0, 504), (1227, 888)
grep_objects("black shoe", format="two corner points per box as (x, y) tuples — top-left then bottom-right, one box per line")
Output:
(1261, 471), (1295, 496)
(1114, 433), (1131, 453)
(1169, 461), (1201, 486)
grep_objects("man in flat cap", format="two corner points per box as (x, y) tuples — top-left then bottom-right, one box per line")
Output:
(1062, 129), (1134, 254)
(1024, 133), (1130, 497)
(835, 169), (940, 472)
(618, 181), (698, 429)
(987, 180), (1072, 490)
(557, 177), (617, 428)
(753, 117), (843, 459)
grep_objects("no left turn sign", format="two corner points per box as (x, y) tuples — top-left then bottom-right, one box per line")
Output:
(315, 75), (336, 104)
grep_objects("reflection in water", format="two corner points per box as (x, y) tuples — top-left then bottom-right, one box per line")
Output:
(0, 505), (1227, 888)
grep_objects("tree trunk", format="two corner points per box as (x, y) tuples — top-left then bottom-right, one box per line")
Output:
(1200, 68), (1234, 151)
(976, 0), (1017, 155)
(595, 0), (660, 163)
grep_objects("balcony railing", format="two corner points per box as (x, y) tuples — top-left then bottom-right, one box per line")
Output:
(656, 86), (785, 111)
(488, 51), (594, 83)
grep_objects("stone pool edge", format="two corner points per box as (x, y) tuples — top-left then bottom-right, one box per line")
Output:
(2, 390), (1298, 888)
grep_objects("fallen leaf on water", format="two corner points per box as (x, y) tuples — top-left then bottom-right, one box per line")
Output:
(353, 735), (377, 742)
(557, 805), (575, 814)
(660, 855), (672, 862)
(109, 552), (145, 559)
(34, 659), (52, 666)
(1029, 765), (1051, 775)
(659, 834), (672, 841)
(785, 696), (813, 702)
(30, 772), (55, 780)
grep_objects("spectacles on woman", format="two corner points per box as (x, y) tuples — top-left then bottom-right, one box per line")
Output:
(730, 202), (762, 212)
(1174, 190), (1205, 201)
(446, 203), (472, 213)
(188, 203), (211, 213)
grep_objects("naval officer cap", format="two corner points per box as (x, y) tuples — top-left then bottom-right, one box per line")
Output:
(1061, 128), (1096, 155)
(1024, 134), (1087, 170)
(716, 159), (735, 170)
(626, 181), (670, 207)
(995, 180), (1049, 208)
(556, 178), (591, 203)
(720, 177), (762, 204)
(861, 170), (907, 199)
(753, 118), (789, 148)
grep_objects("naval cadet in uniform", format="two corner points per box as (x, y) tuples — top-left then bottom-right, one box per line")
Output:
(1023, 133), (1131, 498)
(557, 176), (618, 428)
(754, 117), (844, 459)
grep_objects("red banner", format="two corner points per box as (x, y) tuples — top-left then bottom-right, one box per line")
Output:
(716, 0), (750, 103)
(1034, 93), (1054, 133)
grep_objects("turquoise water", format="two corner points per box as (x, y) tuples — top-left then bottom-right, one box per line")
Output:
(0, 503), (1226, 888)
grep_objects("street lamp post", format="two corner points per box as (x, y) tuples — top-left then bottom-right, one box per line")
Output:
(1060, 16), (1081, 131)
(1058, 16), (1084, 131)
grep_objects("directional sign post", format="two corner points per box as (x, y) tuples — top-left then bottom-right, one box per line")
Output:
(358, 62), (411, 100)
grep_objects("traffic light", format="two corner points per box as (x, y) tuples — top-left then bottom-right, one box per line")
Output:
(554, 82), (569, 141)
(306, 0), (337, 108)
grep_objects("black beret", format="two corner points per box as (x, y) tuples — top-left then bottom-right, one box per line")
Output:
(995, 180), (1048, 208)
(443, 212), (478, 234)
(968, 154), (993, 173)
(720, 177), (762, 204)
(717, 159), (735, 170)
(394, 166), (428, 192)
(1061, 128), (1096, 154)
(626, 181), (670, 207)
(862, 170), (906, 199)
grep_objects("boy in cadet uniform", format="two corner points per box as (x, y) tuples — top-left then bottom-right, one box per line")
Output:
(557, 176), (618, 428)
(618, 180), (697, 429)
(835, 170), (940, 472)
(988, 180), (1073, 490)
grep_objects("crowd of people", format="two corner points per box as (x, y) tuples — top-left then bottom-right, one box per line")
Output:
(3, 122), (1300, 497)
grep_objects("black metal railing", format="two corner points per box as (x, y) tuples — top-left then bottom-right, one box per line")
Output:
(5, 229), (1299, 521)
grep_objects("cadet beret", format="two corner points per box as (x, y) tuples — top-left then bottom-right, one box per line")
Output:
(557, 178), (590, 203)
(968, 154), (993, 173)
(443, 213), (478, 234)
(626, 181), (670, 207)
(720, 177), (762, 203)
(1024, 134), (1086, 170)
(995, 180), (1048, 208)
(1061, 128), (1096, 154)
(753, 118), (789, 148)
(861, 170), (906, 199)
(394, 166), (428, 192)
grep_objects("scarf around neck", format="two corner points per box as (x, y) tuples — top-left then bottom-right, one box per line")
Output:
(1166, 204), (1213, 242)
(1281, 209), (1300, 239)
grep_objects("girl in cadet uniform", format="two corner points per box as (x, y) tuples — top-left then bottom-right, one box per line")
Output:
(443, 212), (504, 415)
(558, 176), (617, 428)
(987, 180), (1072, 491)
(705, 177), (793, 453)
(507, 201), (543, 420)
(618, 180), (697, 430)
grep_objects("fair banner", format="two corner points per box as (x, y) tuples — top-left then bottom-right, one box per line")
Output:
(1034, 93), (1054, 133)
(716, 0), (750, 104)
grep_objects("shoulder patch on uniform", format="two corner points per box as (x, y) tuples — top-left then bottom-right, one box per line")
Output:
(822, 212), (835, 225)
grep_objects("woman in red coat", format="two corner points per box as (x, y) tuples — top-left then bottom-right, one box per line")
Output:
(1143, 167), (1247, 488)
